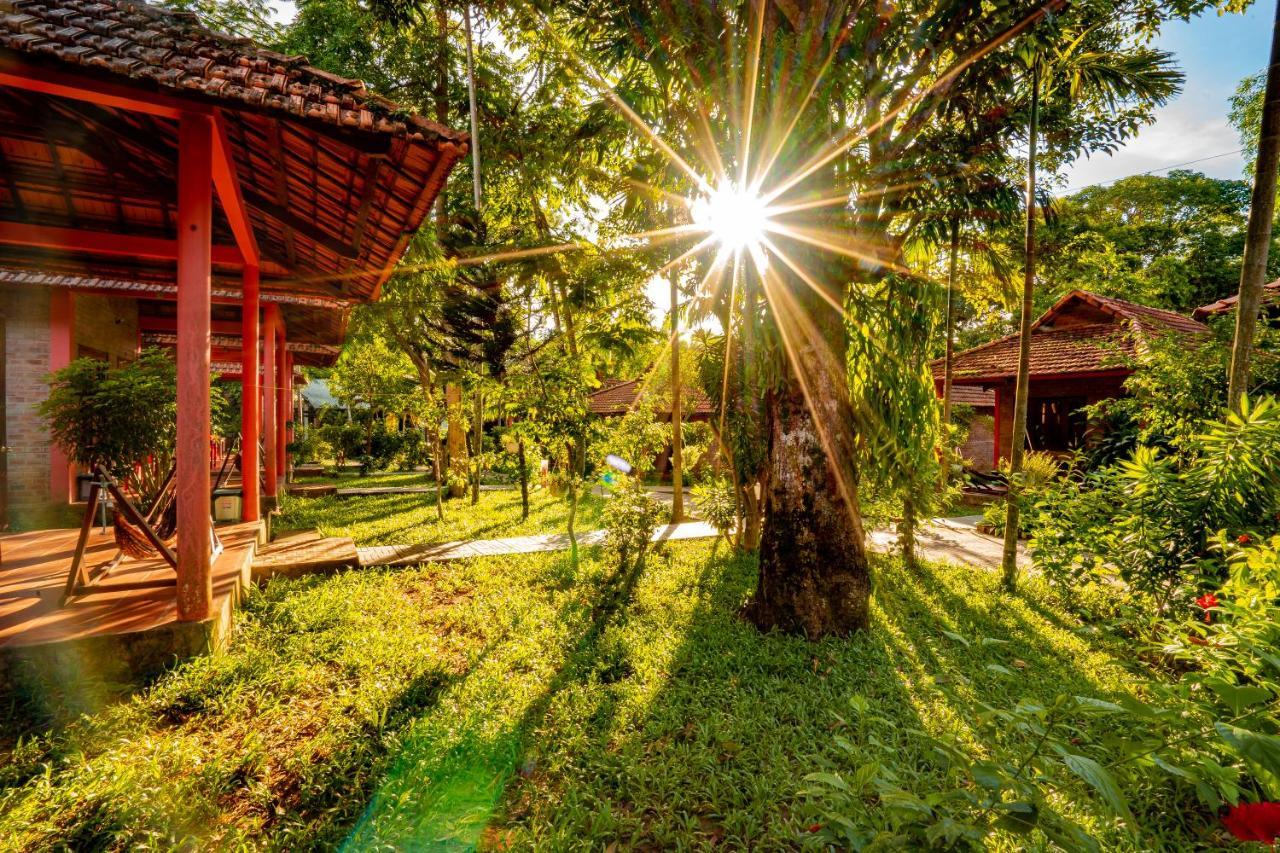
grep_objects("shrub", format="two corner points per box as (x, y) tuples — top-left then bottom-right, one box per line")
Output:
(1030, 397), (1280, 607)
(981, 450), (1060, 537)
(601, 476), (665, 578)
(39, 349), (177, 510)
(288, 429), (332, 465)
(318, 421), (364, 466)
(397, 428), (431, 470)
(692, 476), (737, 544)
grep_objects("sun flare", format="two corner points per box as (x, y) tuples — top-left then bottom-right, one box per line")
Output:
(690, 182), (774, 255)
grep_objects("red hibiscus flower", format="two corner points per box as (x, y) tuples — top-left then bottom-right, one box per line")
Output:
(1196, 592), (1219, 624)
(1224, 802), (1280, 843)
(1238, 533), (1252, 545)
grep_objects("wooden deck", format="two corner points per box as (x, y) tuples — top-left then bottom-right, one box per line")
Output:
(0, 522), (262, 679)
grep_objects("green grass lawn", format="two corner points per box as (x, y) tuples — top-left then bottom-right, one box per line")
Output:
(0, 543), (1220, 850)
(276, 485), (608, 546)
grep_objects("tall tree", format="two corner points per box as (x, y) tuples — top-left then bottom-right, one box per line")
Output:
(1228, 0), (1280, 411)
(544, 0), (1189, 635)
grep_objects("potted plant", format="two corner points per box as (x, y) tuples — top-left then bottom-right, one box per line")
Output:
(39, 348), (178, 515)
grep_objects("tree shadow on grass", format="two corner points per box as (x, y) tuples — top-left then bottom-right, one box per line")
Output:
(340, 542), (675, 850)
(474, 549), (1161, 849)
(0, 566), (502, 849)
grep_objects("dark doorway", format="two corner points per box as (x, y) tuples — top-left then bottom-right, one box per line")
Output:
(1027, 396), (1087, 453)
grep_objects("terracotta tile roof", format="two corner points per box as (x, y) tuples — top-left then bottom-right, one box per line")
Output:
(588, 378), (714, 416)
(932, 290), (1208, 383)
(947, 385), (995, 407)
(1193, 281), (1280, 320)
(0, 0), (465, 144)
(1077, 292), (1208, 336)
(940, 324), (1132, 382)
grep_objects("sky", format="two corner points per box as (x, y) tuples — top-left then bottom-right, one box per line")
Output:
(1060, 4), (1271, 193)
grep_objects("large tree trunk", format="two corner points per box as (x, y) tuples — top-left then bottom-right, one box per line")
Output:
(746, 369), (871, 638)
(1228, 0), (1280, 412)
(446, 383), (467, 498)
(1001, 59), (1040, 591)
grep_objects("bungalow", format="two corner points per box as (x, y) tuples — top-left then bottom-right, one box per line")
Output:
(935, 290), (1208, 467)
(0, 0), (466, 538)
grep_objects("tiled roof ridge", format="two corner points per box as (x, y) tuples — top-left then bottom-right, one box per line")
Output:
(1193, 280), (1280, 319)
(1083, 292), (1207, 334)
(0, 0), (468, 144)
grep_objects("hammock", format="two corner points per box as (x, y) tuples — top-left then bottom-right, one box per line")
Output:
(61, 462), (223, 605)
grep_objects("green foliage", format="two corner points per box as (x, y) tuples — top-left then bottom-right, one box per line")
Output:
(804, 689), (1141, 850)
(981, 450), (1061, 537)
(328, 335), (415, 420)
(692, 476), (738, 543)
(39, 349), (176, 485)
(1031, 396), (1280, 604)
(210, 376), (242, 442)
(275, 478), (607, 547)
(1089, 320), (1280, 460)
(317, 421), (364, 466)
(287, 429), (331, 465)
(5, 542), (1219, 849)
(598, 405), (668, 477)
(600, 476), (665, 576)
(1150, 533), (1280, 807)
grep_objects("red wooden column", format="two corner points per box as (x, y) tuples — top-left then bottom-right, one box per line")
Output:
(262, 304), (278, 502)
(175, 112), (214, 622)
(284, 352), (294, 474)
(240, 267), (260, 522)
(992, 386), (1003, 468)
(48, 289), (73, 503)
(276, 327), (288, 480)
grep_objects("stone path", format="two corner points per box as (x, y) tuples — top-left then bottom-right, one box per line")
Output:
(356, 515), (1027, 570)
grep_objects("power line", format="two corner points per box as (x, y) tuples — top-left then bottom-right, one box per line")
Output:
(1064, 147), (1245, 194)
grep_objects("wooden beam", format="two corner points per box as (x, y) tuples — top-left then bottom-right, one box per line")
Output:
(0, 221), (246, 266)
(263, 304), (279, 500)
(212, 112), (261, 267)
(0, 54), (197, 120)
(264, 120), (298, 268)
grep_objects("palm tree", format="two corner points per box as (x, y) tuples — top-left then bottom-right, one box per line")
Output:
(1227, 0), (1280, 412)
(1000, 33), (1182, 590)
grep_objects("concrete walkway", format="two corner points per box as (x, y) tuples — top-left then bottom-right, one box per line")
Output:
(356, 516), (1027, 570)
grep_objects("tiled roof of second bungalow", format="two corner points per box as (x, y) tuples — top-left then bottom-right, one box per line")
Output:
(934, 290), (1208, 383)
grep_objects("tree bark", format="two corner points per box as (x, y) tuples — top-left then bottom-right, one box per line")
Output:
(747, 375), (871, 637)
(1001, 59), (1040, 591)
(471, 389), (483, 505)
(1228, 0), (1280, 412)
(517, 437), (529, 521)
(670, 275), (684, 522)
(942, 216), (960, 427)
(446, 383), (466, 497)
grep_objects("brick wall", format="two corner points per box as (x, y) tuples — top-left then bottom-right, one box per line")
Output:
(74, 294), (138, 365)
(960, 412), (995, 472)
(2, 287), (139, 527)
(2, 284), (53, 526)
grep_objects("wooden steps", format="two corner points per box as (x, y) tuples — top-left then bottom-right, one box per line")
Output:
(286, 483), (336, 498)
(252, 530), (360, 581)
